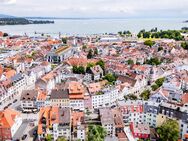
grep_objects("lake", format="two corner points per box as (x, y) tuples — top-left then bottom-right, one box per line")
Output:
(0, 18), (187, 36)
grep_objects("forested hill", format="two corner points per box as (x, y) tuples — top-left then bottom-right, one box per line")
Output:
(0, 17), (54, 25)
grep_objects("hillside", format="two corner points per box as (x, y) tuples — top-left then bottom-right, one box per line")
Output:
(0, 17), (54, 25)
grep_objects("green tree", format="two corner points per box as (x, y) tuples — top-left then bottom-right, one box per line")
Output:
(57, 137), (67, 141)
(155, 77), (165, 87)
(143, 32), (151, 38)
(45, 134), (52, 141)
(151, 84), (159, 91)
(96, 60), (105, 70)
(140, 90), (150, 100)
(145, 57), (161, 65)
(31, 51), (37, 56)
(151, 32), (160, 38)
(137, 33), (142, 38)
(94, 48), (98, 55)
(82, 45), (87, 50)
(62, 37), (67, 44)
(156, 119), (179, 141)
(181, 42), (188, 50)
(138, 29), (183, 41)
(87, 49), (93, 59)
(104, 73), (117, 84)
(144, 40), (155, 47)
(118, 31), (123, 36)
(158, 47), (163, 52)
(127, 59), (134, 65)
(87, 125), (107, 141)
(124, 94), (138, 100)
(86, 63), (95, 72)
(123, 30), (131, 35)
(73, 66), (85, 74)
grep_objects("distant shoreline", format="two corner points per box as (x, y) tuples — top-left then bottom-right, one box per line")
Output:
(0, 18), (54, 26)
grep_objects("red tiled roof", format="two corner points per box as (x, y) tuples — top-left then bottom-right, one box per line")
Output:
(0, 109), (21, 128)
(182, 93), (188, 104)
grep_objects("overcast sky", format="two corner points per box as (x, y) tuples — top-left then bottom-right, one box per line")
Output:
(0, 0), (188, 18)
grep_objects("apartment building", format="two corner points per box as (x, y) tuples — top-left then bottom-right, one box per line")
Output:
(68, 81), (85, 110)
(38, 107), (71, 140)
(50, 89), (70, 107)
(0, 109), (22, 141)
(99, 108), (115, 136)
(20, 90), (38, 112)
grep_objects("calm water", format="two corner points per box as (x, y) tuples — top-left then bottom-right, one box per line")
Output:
(0, 18), (187, 36)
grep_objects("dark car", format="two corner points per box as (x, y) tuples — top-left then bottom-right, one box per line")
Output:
(111, 105), (116, 108)
(7, 103), (12, 107)
(33, 130), (37, 135)
(13, 99), (17, 103)
(4, 106), (8, 110)
(21, 134), (27, 140)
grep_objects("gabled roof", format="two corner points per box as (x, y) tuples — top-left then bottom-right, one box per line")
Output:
(0, 109), (21, 128)
(90, 65), (103, 75)
(38, 107), (70, 134)
(117, 75), (137, 87)
(20, 90), (38, 101)
(50, 89), (69, 99)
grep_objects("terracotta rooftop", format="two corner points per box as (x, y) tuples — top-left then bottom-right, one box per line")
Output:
(5, 70), (16, 79)
(72, 111), (84, 127)
(88, 82), (101, 93)
(182, 93), (188, 104)
(37, 90), (47, 101)
(68, 81), (84, 99)
(0, 108), (21, 128)
(38, 107), (70, 135)
(112, 109), (124, 128)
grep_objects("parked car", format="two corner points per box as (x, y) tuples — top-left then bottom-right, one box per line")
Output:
(21, 134), (27, 140)
(7, 103), (12, 107)
(111, 105), (116, 108)
(33, 130), (37, 135)
(13, 99), (17, 103)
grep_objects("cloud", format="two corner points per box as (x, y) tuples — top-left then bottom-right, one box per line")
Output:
(0, 0), (16, 4)
(0, 0), (187, 18)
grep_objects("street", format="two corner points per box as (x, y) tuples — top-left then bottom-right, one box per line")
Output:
(0, 92), (21, 110)
(13, 112), (39, 141)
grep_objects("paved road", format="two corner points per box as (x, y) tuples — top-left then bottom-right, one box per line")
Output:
(0, 83), (35, 110)
(13, 120), (29, 140)
(0, 93), (21, 110)
(13, 114), (38, 141)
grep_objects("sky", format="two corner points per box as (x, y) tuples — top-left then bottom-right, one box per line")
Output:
(0, 0), (188, 18)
